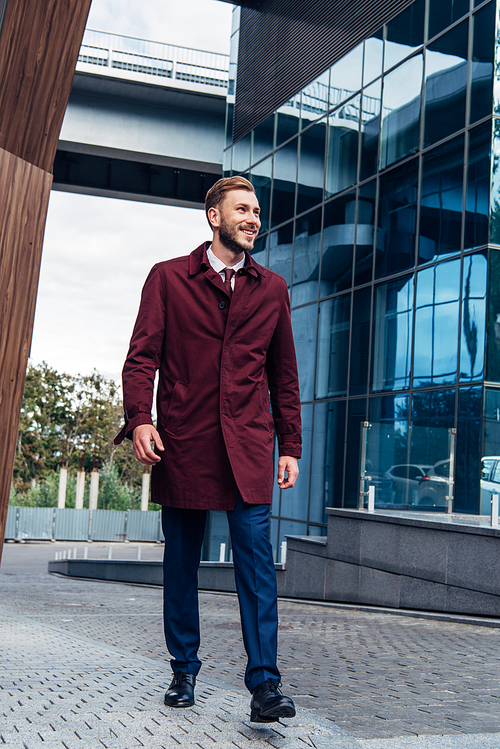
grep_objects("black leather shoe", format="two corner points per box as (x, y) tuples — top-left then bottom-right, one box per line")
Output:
(164, 671), (196, 707)
(250, 680), (296, 723)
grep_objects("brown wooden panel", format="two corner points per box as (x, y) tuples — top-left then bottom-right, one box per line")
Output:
(0, 0), (91, 171)
(0, 148), (52, 559)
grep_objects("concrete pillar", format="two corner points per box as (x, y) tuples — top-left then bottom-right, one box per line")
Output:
(75, 471), (85, 509)
(57, 466), (68, 509)
(141, 471), (150, 511)
(89, 470), (99, 511)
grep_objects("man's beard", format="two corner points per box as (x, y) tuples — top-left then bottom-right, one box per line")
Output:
(219, 215), (256, 254)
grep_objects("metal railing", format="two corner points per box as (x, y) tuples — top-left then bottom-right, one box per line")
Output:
(77, 29), (229, 93)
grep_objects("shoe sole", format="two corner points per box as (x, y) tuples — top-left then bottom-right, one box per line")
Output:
(250, 705), (296, 723)
(164, 698), (195, 708)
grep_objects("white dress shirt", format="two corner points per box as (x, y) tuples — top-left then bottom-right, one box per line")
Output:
(207, 246), (245, 291)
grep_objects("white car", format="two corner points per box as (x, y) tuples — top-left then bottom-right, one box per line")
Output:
(384, 464), (433, 505)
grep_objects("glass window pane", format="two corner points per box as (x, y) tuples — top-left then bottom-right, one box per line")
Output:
(355, 180), (376, 286)
(371, 275), (414, 392)
(316, 294), (351, 398)
(424, 21), (468, 148)
(413, 258), (461, 387)
(232, 132), (251, 174)
(291, 304), (318, 402)
(279, 404), (311, 521)
(250, 155), (272, 233)
(276, 92), (301, 147)
(457, 387), (482, 513)
(350, 286), (372, 395)
(486, 249), (500, 381)
(321, 190), (356, 294)
(384, 0), (425, 72)
(470, 1), (495, 124)
(460, 253), (487, 382)
(223, 147), (232, 178)
(419, 135), (465, 264)
(276, 519), (307, 548)
(380, 54), (423, 169)
(428, 0), (469, 40)
(301, 70), (330, 129)
(325, 95), (360, 199)
(329, 44), (363, 108)
(310, 400), (346, 519)
(252, 114), (275, 165)
(483, 388), (500, 474)
(271, 138), (297, 228)
(490, 118), (500, 245)
(297, 119), (326, 215)
(360, 80), (381, 180)
(367, 395), (410, 508)
(363, 29), (384, 86)
(250, 234), (268, 268)
(268, 221), (293, 287)
(292, 208), (322, 305)
(465, 121), (491, 250)
(344, 397), (367, 506)
(376, 158), (418, 278)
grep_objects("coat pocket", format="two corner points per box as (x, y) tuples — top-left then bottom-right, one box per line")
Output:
(164, 380), (189, 437)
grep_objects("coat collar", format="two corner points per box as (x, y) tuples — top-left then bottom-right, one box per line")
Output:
(188, 242), (266, 278)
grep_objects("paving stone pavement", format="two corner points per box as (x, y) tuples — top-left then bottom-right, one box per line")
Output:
(2, 542), (500, 748)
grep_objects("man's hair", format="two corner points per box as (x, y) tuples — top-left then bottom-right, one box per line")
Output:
(205, 176), (255, 227)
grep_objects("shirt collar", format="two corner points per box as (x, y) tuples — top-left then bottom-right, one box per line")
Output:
(206, 246), (245, 274)
(188, 242), (266, 278)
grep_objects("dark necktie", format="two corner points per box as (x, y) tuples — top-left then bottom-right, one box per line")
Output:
(223, 267), (235, 299)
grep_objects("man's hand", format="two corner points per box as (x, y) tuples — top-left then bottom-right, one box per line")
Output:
(133, 424), (164, 465)
(277, 456), (299, 489)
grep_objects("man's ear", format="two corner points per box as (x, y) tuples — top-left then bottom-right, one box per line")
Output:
(207, 206), (220, 230)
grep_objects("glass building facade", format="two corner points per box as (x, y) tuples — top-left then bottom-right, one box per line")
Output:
(217, 0), (500, 559)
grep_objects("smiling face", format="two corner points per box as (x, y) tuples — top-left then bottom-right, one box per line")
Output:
(209, 189), (261, 255)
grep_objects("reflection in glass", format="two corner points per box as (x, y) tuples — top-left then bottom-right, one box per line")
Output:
(291, 304), (318, 402)
(250, 234), (268, 268)
(360, 80), (381, 180)
(252, 114), (275, 165)
(371, 275), (413, 392)
(424, 21), (468, 147)
(486, 250), (500, 382)
(330, 44), (363, 108)
(483, 388), (500, 468)
(276, 92), (301, 147)
(491, 119), (500, 245)
(460, 253), (486, 382)
(297, 119), (326, 215)
(384, 0), (424, 72)
(292, 208), (321, 306)
(366, 397), (410, 508)
(271, 138), (297, 227)
(380, 54), (423, 168)
(223, 147), (232, 178)
(413, 258), (461, 387)
(457, 387), (482, 513)
(419, 135), (464, 264)
(316, 294), (350, 398)
(321, 191), (356, 295)
(310, 400), (346, 517)
(363, 29), (383, 86)
(250, 156), (272, 233)
(276, 519), (307, 550)
(376, 158), (418, 278)
(279, 404), (311, 521)
(232, 132), (251, 174)
(301, 70), (330, 129)
(355, 180), (376, 286)
(465, 121), (491, 250)
(428, 0), (469, 40)
(269, 222), (293, 287)
(349, 286), (372, 395)
(470, 1), (495, 125)
(344, 397), (367, 506)
(325, 95), (360, 199)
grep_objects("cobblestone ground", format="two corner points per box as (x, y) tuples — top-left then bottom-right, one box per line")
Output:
(2, 542), (500, 746)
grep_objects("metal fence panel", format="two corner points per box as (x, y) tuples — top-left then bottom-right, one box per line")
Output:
(54, 509), (90, 541)
(17, 507), (55, 540)
(90, 510), (126, 541)
(127, 510), (161, 542)
(5, 507), (18, 539)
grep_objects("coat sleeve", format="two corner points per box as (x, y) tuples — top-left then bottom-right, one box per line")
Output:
(114, 265), (166, 444)
(265, 278), (302, 458)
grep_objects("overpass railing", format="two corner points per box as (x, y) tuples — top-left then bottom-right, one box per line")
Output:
(77, 29), (229, 94)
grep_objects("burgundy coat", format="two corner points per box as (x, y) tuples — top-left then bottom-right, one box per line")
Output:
(115, 242), (302, 510)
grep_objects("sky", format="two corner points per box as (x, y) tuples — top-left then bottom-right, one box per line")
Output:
(29, 0), (233, 383)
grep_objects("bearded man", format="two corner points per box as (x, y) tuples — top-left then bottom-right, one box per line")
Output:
(115, 176), (302, 722)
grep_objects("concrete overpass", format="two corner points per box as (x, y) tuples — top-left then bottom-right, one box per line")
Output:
(54, 29), (229, 208)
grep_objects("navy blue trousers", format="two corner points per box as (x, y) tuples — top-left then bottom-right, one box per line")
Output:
(161, 494), (280, 692)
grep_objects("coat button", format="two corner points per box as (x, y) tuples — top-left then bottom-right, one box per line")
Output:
(218, 301), (226, 310)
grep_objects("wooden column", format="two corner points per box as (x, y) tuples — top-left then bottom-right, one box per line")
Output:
(0, 0), (92, 563)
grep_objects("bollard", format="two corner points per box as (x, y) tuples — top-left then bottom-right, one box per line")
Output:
(491, 494), (499, 529)
(367, 485), (375, 513)
(84, 546), (88, 560)
(63, 549), (67, 560)
(108, 546), (113, 560)
(280, 541), (287, 564)
(137, 545), (142, 561)
(73, 547), (77, 560)
(55, 551), (59, 561)
(219, 543), (226, 562)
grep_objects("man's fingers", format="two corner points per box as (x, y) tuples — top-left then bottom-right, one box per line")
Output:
(277, 457), (299, 489)
(133, 425), (164, 465)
